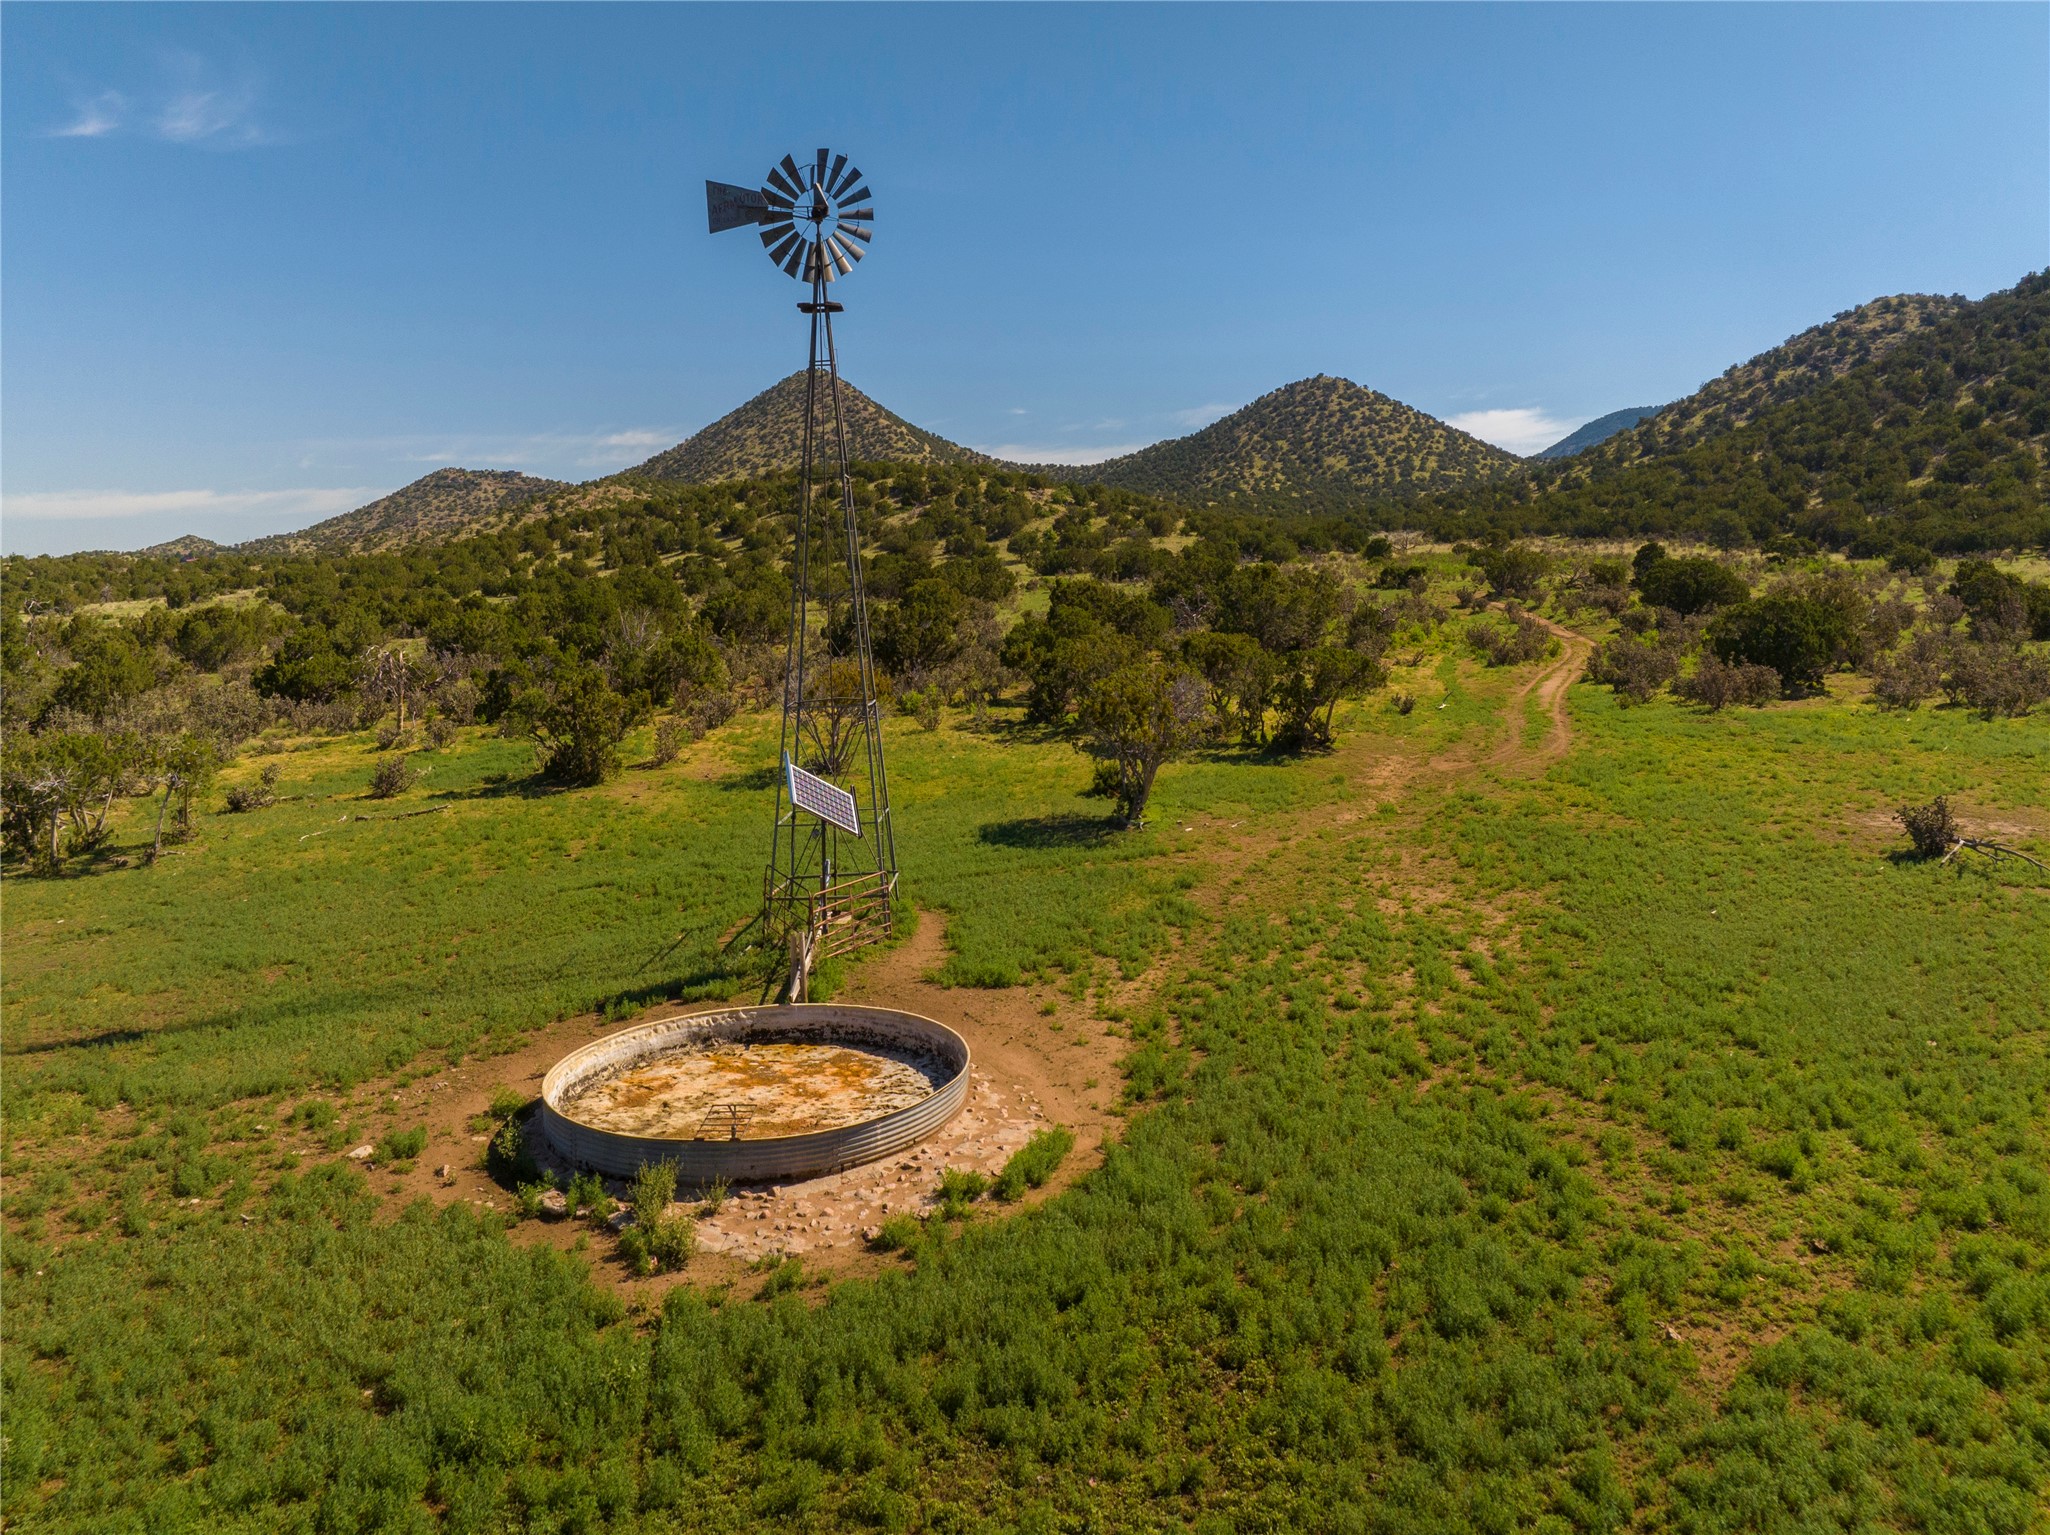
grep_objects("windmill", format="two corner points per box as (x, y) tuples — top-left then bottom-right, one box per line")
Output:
(706, 150), (897, 1000)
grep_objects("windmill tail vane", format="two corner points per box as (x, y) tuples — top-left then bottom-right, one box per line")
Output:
(706, 149), (897, 1001)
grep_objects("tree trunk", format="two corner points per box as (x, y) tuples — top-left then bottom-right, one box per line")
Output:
(152, 782), (173, 861)
(1126, 758), (1162, 828)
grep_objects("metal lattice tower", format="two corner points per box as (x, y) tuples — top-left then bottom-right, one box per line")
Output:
(707, 150), (898, 998)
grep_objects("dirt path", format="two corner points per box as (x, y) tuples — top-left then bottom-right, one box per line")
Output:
(1488, 611), (1592, 774)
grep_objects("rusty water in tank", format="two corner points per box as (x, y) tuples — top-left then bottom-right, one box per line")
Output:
(561, 1039), (947, 1140)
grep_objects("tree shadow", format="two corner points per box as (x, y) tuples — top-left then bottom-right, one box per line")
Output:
(975, 813), (1123, 850)
(716, 765), (779, 793)
(976, 716), (1069, 748)
(429, 773), (568, 803)
(12, 1026), (157, 1056)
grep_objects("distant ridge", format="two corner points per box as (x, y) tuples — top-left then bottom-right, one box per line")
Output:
(136, 534), (229, 561)
(632, 371), (996, 483)
(1533, 407), (1659, 460)
(1049, 375), (1521, 507)
(236, 468), (567, 557)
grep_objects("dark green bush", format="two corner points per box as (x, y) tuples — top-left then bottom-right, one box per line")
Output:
(1708, 594), (1857, 690)
(1636, 554), (1750, 615)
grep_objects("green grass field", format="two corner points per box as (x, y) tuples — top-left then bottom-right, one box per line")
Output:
(4, 633), (2047, 1533)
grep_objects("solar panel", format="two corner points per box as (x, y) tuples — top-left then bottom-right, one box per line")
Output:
(786, 757), (861, 836)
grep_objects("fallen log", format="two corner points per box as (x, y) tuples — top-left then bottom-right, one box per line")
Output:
(1940, 837), (2049, 872)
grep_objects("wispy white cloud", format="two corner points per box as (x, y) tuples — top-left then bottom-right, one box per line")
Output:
(3, 486), (379, 523)
(972, 443), (1148, 466)
(157, 88), (263, 147)
(51, 89), (126, 139)
(366, 426), (682, 472)
(47, 52), (273, 147)
(1, 485), (388, 554)
(1166, 401), (1235, 431)
(1445, 407), (1584, 457)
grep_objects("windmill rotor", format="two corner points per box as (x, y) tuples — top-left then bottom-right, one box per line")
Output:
(706, 147), (873, 283)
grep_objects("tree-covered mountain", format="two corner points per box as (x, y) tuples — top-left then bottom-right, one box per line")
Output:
(135, 535), (229, 561)
(1431, 273), (2048, 552)
(1533, 407), (1659, 460)
(89, 273), (2050, 563)
(1556, 292), (1966, 480)
(238, 469), (567, 558)
(1045, 375), (1521, 508)
(632, 371), (996, 483)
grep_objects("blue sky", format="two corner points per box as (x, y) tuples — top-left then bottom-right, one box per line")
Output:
(4, 3), (2044, 555)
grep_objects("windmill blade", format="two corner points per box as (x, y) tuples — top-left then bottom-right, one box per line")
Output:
(781, 238), (809, 278)
(759, 218), (795, 247)
(830, 233), (863, 264)
(835, 207), (875, 224)
(705, 180), (770, 234)
(826, 238), (853, 276)
(766, 163), (801, 199)
(765, 229), (803, 265)
(836, 222), (872, 244)
(814, 148), (829, 188)
(837, 185), (871, 207)
(762, 188), (795, 212)
(778, 153), (805, 191)
(826, 153), (848, 194)
(831, 163), (862, 197)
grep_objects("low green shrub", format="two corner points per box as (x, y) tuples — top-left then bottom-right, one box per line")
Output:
(647, 1212), (695, 1271)
(617, 1223), (654, 1277)
(935, 1167), (988, 1219)
(376, 1125), (428, 1166)
(486, 1113), (538, 1185)
(366, 754), (424, 799)
(755, 1256), (806, 1298)
(630, 1160), (677, 1229)
(488, 1086), (528, 1121)
(994, 1126), (1075, 1201)
(870, 1214), (923, 1252)
(566, 1170), (606, 1217)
